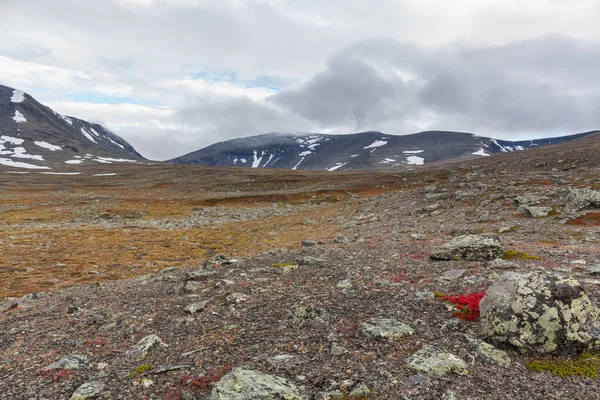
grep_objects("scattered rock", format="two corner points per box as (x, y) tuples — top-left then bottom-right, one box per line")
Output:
(267, 354), (301, 370)
(480, 272), (600, 353)
(486, 259), (517, 270)
(471, 340), (511, 367)
(415, 291), (435, 300)
(184, 301), (208, 314)
(564, 188), (600, 213)
(405, 374), (430, 388)
(42, 355), (88, 371)
(209, 368), (307, 400)
(333, 235), (357, 244)
(186, 270), (217, 281)
(301, 240), (317, 247)
(125, 334), (168, 360)
(524, 206), (553, 218)
(315, 390), (343, 400)
(227, 293), (249, 304)
(361, 318), (414, 339)
(349, 383), (371, 397)
(405, 345), (468, 376)
(292, 306), (328, 328)
(296, 256), (326, 267)
(441, 269), (467, 280)
(69, 382), (110, 400)
(336, 279), (353, 289)
(430, 235), (504, 261)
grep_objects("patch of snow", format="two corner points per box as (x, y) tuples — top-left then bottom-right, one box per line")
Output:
(233, 157), (238, 165)
(262, 153), (276, 167)
(89, 127), (100, 136)
(108, 137), (125, 149)
(406, 155), (425, 165)
(12, 110), (26, 123)
(370, 148), (377, 153)
(384, 158), (396, 162)
(350, 154), (359, 157)
(11, 90), (25, 103)
(92, 173), (117, 176)
(328, 161), (349, 172)
(363, 140), (388, 149)
(251, 150), (264, 168)
(5, 171), (30, 174)
(11, 147), (44, 160)
(65, 159), (83, 164)
(515, 145), (525, 151)
(39, 172), (81, 175)
(60, 115), (73, 126)
(292, 157), (305, 170)
(402, 150), (424, 154)
(80, 128), (97, 143)
(0, 158), (50, 169)
(34, 141), (62, 151)
(240, 158), (247, 163)
(1, 136), (24, 145)
(299, 150), (312, 156)
(472, 148), (490, 157)
(95, 157), (137, 163)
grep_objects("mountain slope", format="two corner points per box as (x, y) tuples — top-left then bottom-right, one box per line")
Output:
(0, 85), (143, 170)
(170, 130), (599, 171)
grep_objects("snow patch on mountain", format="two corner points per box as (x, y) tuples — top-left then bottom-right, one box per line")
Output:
(328, 161), (349, 171)
(403, 150), (424, 154)
(0, 158), (49, 169)
(406, 155), (425, 165)
(252, 150), (264, 168)
(363, 140), (387, 149)
(11, 90), (24, 103)
(472, 148), (490, 156)
(12, 110), (26, 123)
(80, 128), (97, 143)
(35, 141), (62, 151)
(65, 159), (83, 164)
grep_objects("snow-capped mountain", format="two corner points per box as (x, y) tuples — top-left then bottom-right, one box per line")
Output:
(170, 130), (598, 171)
(0, 85), (143, 170)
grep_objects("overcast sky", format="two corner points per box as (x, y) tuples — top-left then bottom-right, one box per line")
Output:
(2, 0), (600, 160)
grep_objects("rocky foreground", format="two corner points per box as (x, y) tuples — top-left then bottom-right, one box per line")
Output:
(3, 156), (600, 399)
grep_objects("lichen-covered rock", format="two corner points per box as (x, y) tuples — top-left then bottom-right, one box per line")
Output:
(184, 301), (208, 314)
(42, 354), (88, 371)
(524, 206), (552, 218)
(292, 306), (328, 328)
(361, 318), (414, 339)
(405, 345), (468, 376)
(480, 272), (600, 353)
(125, 334), (168, 359)
(349, 383), (371, 397)
(430, 235), (504, 261)
(472, 340), (511, 367)
(563, 188), (600, 213)
(209, 368), (307, 400)
(69, 382), (110, 400)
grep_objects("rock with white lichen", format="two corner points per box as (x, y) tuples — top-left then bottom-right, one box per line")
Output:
(480, 272), (600, 353)
(563, 188), (600, 213)
(69, 382), (110, 400)
(430, 235), (504, 261)
(405, 345), (468, 376)
(125, 334), (168, 359)
(209, 368), (307, 400)
(361, 318), (414, 339)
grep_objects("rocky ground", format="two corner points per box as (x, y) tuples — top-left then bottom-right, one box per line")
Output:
(3, 141), (600, 399)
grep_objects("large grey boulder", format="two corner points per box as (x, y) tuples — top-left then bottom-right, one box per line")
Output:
(69, 382), (110, 400)
(563, 188), (600, 213)
(480, 272), (600, 353)
(361, 318), (414, 339)
(209, 368), (307, 400)
(430, 235), (504, 261)
(125, 334), (168, 359)
(42, 355), (88, 371)
(405, 345), (468, 376)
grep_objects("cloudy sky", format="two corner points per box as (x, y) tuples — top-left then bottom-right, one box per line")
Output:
(2, 0), (600, 160)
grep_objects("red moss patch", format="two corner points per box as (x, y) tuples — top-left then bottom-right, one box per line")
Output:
(440, 291), (486, 321)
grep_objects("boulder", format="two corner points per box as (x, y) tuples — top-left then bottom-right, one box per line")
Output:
(209, 368), (307, 400)
(563, 188), (600, 213)
(125, 334), (168, 360)
(69, 382), (110, 400)
(430, 235), (504, 261)
(405, 345), (468, 376)
(42, 355), (88, 371)
(480, 272), (600, 353)
(524, 206), (552, 218)
(361, 318), (414, 339)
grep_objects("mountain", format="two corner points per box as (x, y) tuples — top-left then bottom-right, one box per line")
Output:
(170, 130), (599, 171)
(0, 85), (143, 170)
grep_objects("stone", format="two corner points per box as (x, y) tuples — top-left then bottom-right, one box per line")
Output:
(315, 391), (344, 400)
(415, 291), (435, 300)
(184, 301), (208, 314)
(296, 256), (326, 267)
(405, 374), (430, 387)
(333, 235), (358, 244)
(361, 318), (414, 339)
(126, 334), (168, 360)
(441, 269), (467, 280)
(430, 235), (504, 261)
(349, 383), (371, 397)
(209, 368), (307, 400)
(186, 270), (217, 281)
(442, 391), (458, 400)
(486, 259), (517, 270)
(266, 354), (301, 370)
(69, 382), (110, 400)
(227, 293), (249, 304)
(301, 240), (317, 247)
(480, 272), (600, 353)
(405, 346), (468, 376)
(42, 355), (88, 371)
(471, 340), (511, 367)
(330, 344), (347, 356)
(587, 265), (600, 276)
(564, 188), (600, 213)
(410, 233), (427, 241)
(336, 279), (353, 289)
(292, 306), (328, 328)
(524, 206), (553, 218)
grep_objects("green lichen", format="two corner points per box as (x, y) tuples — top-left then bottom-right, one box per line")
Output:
(502, 250), (542, 261)
(271, 262), (297, 268)
(433, 291), (446, 299)
(135, 364), (152, 374)
(525, 352), (600, 378)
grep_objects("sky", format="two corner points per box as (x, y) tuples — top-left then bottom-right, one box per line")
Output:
(2, 0), (600, 160)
